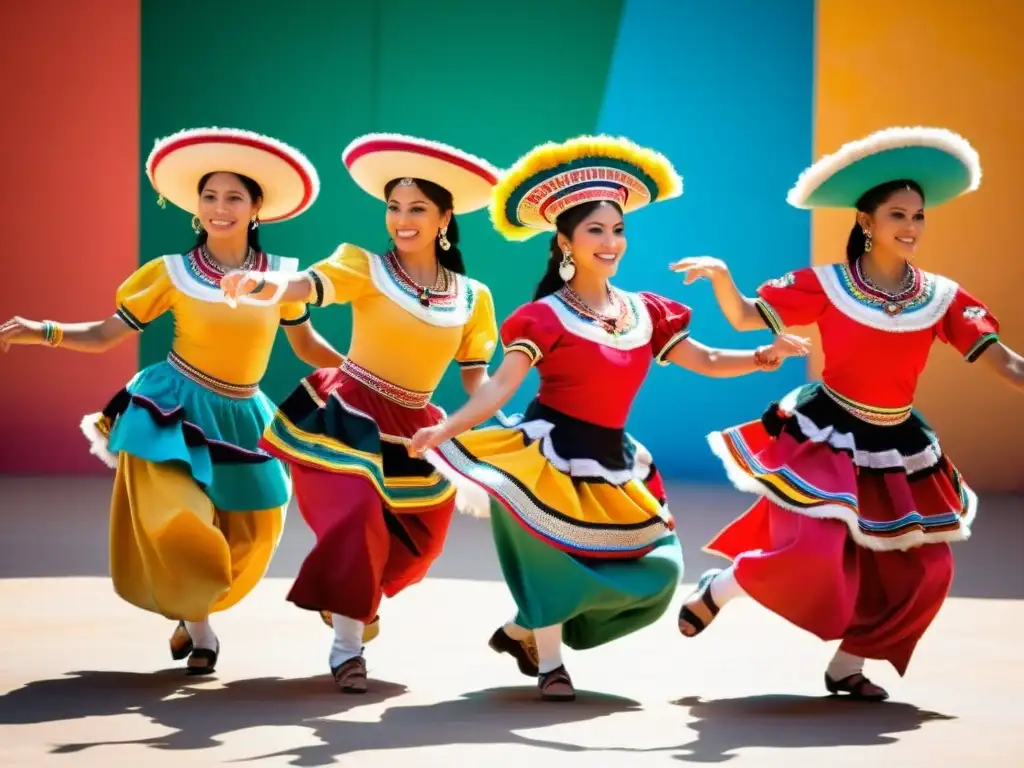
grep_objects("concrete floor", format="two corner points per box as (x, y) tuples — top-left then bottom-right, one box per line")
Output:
(1, 476), (1022, 767)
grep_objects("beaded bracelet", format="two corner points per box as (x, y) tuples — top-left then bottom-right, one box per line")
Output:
(42, 320), (64, 347)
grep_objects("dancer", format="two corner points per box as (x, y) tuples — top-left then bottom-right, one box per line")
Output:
(672, 126), (1024, 700)
(220, 133), (501, 693)
(0, 127), (337, 674)
(409, 135), (811, 701)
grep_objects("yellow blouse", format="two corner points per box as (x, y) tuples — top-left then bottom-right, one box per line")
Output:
(308, 244), (497, 392)
(115, 251), (309, 386)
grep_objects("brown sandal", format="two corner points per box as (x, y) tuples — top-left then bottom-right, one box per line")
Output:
(825, 672), (889, 701)
(678, 569), (721, 637)
(332, 656), (368, 694)
(488, 626), (540, 677)
(538, 665), (575, 702)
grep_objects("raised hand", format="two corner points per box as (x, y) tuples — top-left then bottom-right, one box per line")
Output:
(669, 256), (729, 285)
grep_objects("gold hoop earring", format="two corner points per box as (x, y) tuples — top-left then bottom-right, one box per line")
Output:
(438, 227), (451, 251)
(192, 215), (203, 234)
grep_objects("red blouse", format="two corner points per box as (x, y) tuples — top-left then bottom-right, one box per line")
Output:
(501, 290), (691, 429)
(754, 263), (1000, 409)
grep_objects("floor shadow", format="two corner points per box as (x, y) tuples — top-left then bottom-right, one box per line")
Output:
(240, 686), (642, 765)
(654, 694), (956, 763)
(0, 669), (407, 754)
(0, 671), (640, 764)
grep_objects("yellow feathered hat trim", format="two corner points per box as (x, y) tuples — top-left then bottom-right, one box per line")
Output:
(490, 135), (683, 241)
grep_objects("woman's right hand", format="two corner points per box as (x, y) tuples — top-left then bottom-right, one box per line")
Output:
(220, 270), (262, 305)
(669, 256), (730, 284)
(0, 317), (44, 352)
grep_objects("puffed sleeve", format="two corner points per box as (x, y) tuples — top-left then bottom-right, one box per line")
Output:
(114, 257), (175, 331)
(455, 281), (498, 370)
(279, 300), (310, 326)
(306, 243), (371, 308)
(499, 302), (562, 368)
(937, 285), (1001, 362)
(753, 267), (828, 332)
(638, 292), (693, 366)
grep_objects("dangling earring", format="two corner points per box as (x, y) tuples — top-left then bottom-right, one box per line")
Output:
(191, 215), (203, 234)
(864, 229), (873, 253)
(250, 216), (259, 230)
(438, 227), (451, 251)
(558, 249), (576, 281)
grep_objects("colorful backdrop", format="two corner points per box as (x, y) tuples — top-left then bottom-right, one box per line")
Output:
(2, 0), (1021, 491)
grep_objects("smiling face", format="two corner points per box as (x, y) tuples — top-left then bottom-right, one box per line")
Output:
(385, 181), (452, 255)
(556, 201), (626, 280)
(196, 172), (261, 239)
(858, 186), (926, 259)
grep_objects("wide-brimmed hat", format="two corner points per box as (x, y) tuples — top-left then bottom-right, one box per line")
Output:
(786, 126), (981, 209)
(146, 126), (320, 222)
(489, 134), (683, 241)
(342, 133), (500, 214)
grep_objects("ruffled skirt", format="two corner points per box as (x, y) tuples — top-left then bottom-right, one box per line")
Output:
(427, 401), (683, 650)
(705, 383), (964, 674)
(81, 360), (287, 619)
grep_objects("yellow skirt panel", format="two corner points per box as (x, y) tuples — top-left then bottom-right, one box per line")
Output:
(453, 428), (664, 525)
(109, 453), (284, 621)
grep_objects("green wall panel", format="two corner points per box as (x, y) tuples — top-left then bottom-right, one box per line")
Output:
(140, 0), (623, 408)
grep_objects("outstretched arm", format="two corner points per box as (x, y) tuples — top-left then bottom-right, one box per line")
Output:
(460, 366), (490, 397)
(0, 315), (135, 354)
(221, 270), (314, 305)
(665, 333), (810, 376)
(410, 352), (532, 454)
(283, 321), (345, 368)
(670, 257), (765, 332)
(979, 341), (1024, 394)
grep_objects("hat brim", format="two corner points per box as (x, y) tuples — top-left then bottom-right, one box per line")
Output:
(146, 128), (320, 223)
(342, 134), (500, 215)
(787, 127), (981, 209)
(489, 135), (683, 241)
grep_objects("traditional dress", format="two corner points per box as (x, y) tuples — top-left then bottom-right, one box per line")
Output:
(698, 127), (992, 688)
(424, 135), (687, 699)
(257, 133), (501, 690)
(79, 126), (320, 672)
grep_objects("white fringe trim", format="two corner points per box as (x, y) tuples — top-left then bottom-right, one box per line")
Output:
(146, 126), (321, 200)
(707, 431), (976, 553)
(423, 448), (493, 518)
(341, 132), (501, 180)
(79, 412), (118, 470)
(787, 126), (982, 208)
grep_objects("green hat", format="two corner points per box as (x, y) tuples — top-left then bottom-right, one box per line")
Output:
(786, 127), (981, 209)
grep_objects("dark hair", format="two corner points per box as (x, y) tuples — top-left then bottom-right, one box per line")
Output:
(192, 171), (264, 252)
(532, 200), (624, 300)
(845, 179), (925, 263)
(383, 177), (466, 274)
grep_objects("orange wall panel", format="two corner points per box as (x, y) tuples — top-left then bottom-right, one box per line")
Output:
(0, 1), (140, 474)
(814, 0), (1024, 491)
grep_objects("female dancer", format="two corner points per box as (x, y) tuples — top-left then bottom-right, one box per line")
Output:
(220, 133), (501, 693)
(0, 127), (338, 674)
(409, 135), (811, 701)
(672, 126), (1024, 700)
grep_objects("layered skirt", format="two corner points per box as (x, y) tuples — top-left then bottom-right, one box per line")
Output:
(81, 356), (288, 620)
(427, 401), (683, 650)
(706, 382), (968, 674)
(258, 359), (456, 624)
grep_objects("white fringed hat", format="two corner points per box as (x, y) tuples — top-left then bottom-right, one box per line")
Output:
(787, 126), (981, 209)
(146, 127), (320, 222)
(341, 133), (500, 214)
